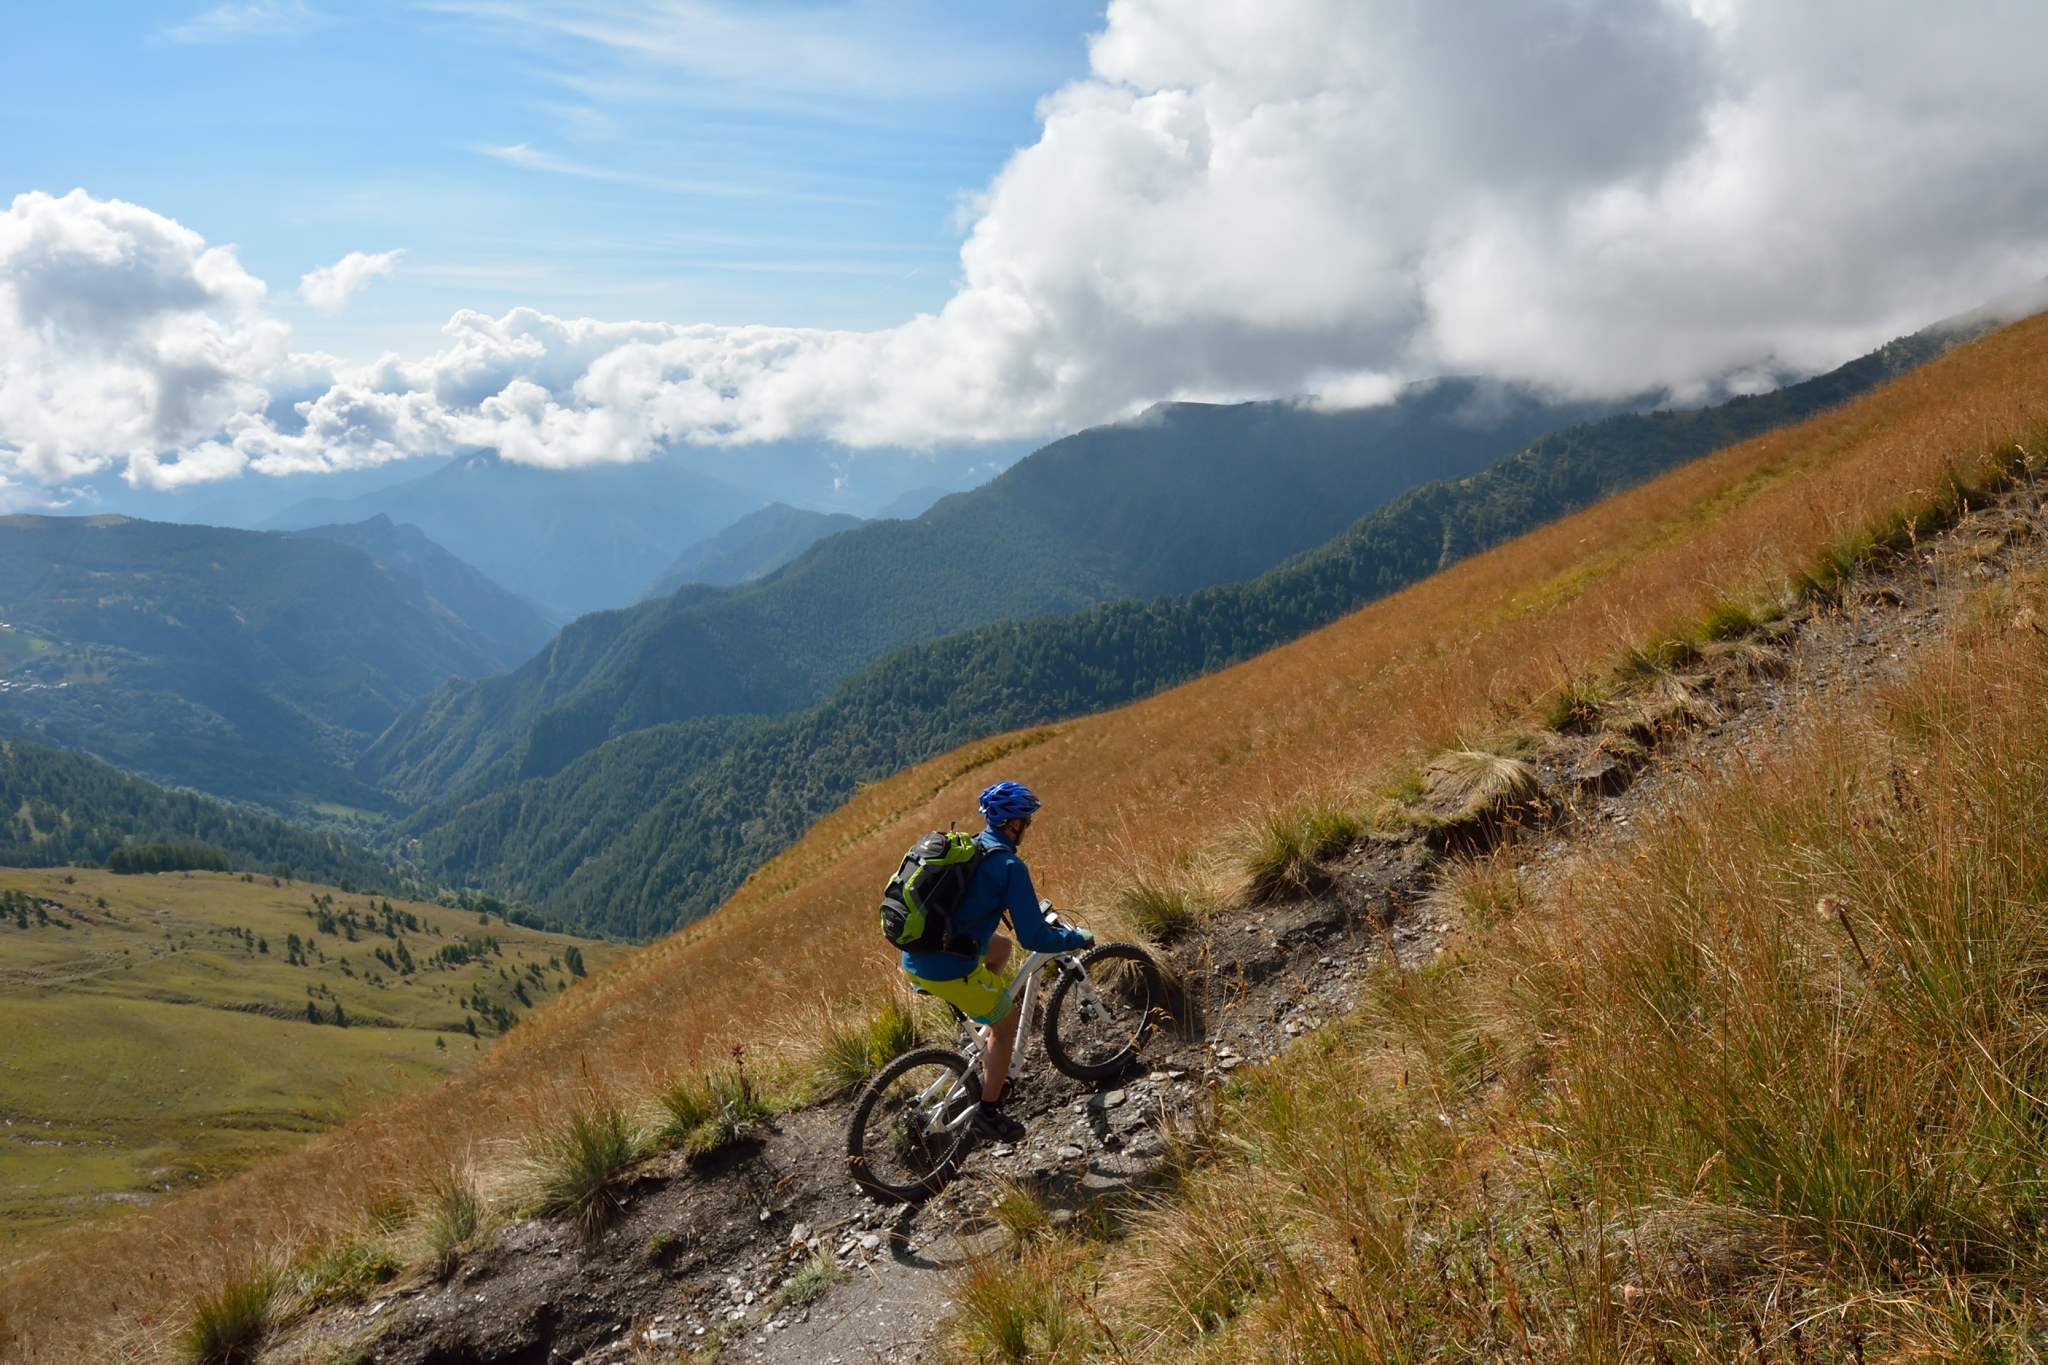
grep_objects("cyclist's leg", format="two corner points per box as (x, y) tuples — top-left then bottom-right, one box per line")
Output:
(982, 935), (1016, 1101)
(906, 949), (1018, 1104)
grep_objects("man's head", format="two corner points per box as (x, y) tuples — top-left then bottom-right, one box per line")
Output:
(978, 781), (1041, 842)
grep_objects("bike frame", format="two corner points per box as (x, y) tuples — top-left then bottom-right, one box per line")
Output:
(919, 944), (1098, 1142)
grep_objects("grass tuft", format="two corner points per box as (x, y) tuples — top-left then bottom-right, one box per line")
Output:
(526, 1096), (646, 1242)
(1606, 673), (1719, 740)
(1420, 749), (1541, 821)
(1115, 880), (1210, 941)
(293, 1236), (399, 1308)
(1697, 599), (1761, 641)
(1243, 803), (1364, 904)
(1541, 680), (1605, 732)
(811, 992), (932, 1097)
(657, 1064), (771, 1156)
(418, 1167), (487, 1277)
(1438, 855), (1531, 931)
(177, 1264), (283, 1365)
(989, 1179), (1054, 1251)
(951, 1247), (1085, 1365)
(772, 1249), (847, 1310)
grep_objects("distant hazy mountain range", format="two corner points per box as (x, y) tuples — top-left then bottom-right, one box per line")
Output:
(871, 486), (952, 521)
(0, 516), (543, 812)
(360, 380), (1622, 807)
(261, 451), (764, 620)
(641, 503), (870, 599)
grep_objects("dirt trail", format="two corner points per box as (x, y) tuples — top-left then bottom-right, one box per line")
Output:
(265, 483), (2047, 1365)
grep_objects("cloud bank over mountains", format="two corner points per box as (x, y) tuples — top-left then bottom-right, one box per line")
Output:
(6, 0), (2048, 492)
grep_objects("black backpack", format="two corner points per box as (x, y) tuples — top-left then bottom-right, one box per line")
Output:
(880, 830), (987, 954)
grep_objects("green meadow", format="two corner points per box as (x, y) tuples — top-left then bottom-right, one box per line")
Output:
(0, 867), (623, 1254)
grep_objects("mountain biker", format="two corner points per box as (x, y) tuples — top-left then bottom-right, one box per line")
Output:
(900, 780), (1091, 1143)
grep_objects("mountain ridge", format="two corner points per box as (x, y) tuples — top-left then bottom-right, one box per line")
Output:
(261, 451), (763, 619)
(0, 739), (400, 891)
(287, 514), (558, 667)
(0, 517), (536, 813)
(640, 502), (869, 598)
(359, 380), (1623, 806)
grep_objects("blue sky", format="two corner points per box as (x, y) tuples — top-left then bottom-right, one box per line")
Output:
(0, 1), (1105, 364)
(4, 2), (2046, 510)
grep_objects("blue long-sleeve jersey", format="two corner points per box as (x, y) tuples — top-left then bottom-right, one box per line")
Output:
(900, 826), (1087, 980)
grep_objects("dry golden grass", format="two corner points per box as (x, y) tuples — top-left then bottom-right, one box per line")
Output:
(9, 312), (2048, 1361)
(934, 524), (2048, 1364)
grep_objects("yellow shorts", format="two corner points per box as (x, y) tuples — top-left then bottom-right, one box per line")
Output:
(905, 962), (1014, 1025)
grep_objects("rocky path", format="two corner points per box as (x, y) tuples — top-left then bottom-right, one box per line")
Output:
(268, 483), (2048, 1365)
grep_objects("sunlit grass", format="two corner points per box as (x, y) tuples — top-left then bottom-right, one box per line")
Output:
(523, 1097), (647, 1242)
(809, 991), (935, 1097)
(656, 1064), (771, 1157)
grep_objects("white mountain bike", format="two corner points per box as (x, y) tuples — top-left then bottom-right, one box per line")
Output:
(845, 917), (1165, 1204)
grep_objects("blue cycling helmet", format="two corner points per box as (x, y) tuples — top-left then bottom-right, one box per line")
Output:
(978, 781), (1042, 826)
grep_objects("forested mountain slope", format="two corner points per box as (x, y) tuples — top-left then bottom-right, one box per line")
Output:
(289, 515), (558, 668)
(360, 381), (1618, 805)
(403, 322), (1967, 936)
(0, 517), (522, 812)
(0, 740), (398, 890)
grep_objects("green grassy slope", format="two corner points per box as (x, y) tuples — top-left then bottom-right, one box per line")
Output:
(0, 516), (521, 813)
(0, 866), (620, 1253)
(400, 323), (1969, 938)
(358, 382), (1618, 805)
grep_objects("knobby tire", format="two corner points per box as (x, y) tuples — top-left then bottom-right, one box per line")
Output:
(845, 1045), (978, 1204)
(1043, 941), (1165, 1082)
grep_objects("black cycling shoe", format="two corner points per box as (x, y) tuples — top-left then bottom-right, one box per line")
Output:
(973, 1100), (1026, 1143)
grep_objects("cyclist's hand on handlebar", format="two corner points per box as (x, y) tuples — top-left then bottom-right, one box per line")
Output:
(1075, 927), (1096, 948)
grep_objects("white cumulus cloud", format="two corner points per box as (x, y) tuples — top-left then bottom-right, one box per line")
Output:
(0, 189), (310, 488)
(8, 0), (2048, 492)
(299, 249), (404, 312)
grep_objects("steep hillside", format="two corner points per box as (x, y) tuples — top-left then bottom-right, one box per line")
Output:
(193, 481), (2048, 1365)
(401, 320), (1972, 937)
(10, 303), (2048, 1365)
(641, 503), (869, 597)
(0, 516), (513, 812)
(289, 515), (559, 667)
(360, 382), (1620, 803)
(262, 451), (764, 620)
(0, 740), (400, 891)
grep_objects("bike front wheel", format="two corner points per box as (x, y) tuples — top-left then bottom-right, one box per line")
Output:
(1043, 942), (1166, 1081)
(845, 1045), (979, 1204)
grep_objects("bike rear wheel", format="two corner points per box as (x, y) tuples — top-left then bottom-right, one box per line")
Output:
(845, 1045), (979, 1203)
(1043, 942), (1165, 1081)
